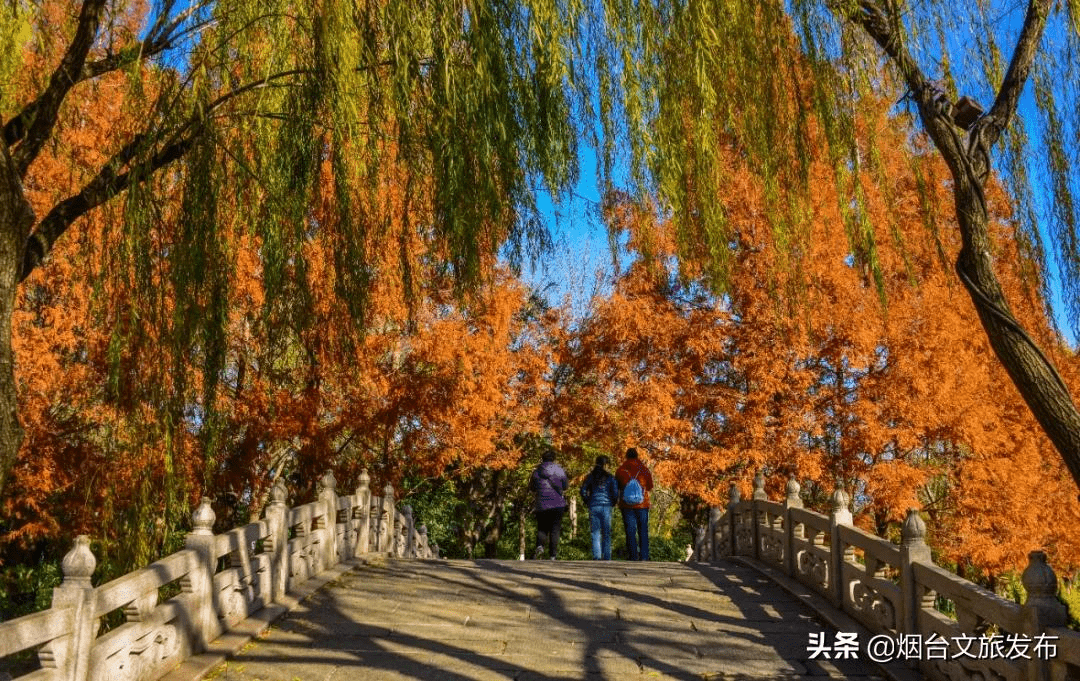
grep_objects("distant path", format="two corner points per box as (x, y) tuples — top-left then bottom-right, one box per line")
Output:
(206, 558), (885, 680)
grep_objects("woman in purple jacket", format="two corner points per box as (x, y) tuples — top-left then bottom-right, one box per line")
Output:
(529, 448), (569, 559)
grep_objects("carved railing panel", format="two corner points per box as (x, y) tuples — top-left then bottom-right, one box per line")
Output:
(789, 507), (832, 599)
(834, 524), (901, 635)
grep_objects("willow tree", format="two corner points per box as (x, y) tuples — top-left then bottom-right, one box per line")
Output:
(593, 1), (1080, 490)
(0, 0), (593, 498)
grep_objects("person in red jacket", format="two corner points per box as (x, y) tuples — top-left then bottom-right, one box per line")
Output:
(615, 447), (654, 560)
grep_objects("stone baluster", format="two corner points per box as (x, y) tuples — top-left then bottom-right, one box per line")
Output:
(1021, 550), (1067, 681)
(899, 508), (932, 636)
(185, 498), (220, 651)
(44, 536), (97, 681)
(263, 480), (289, 602)
(692, 526), (706, 562)
(783, 477), (803, 577)
(726, 483), (741, 557)
(381, 484), (396, 554)
(829, 488), (853, 609)
(355, 470), (371, 555)
(752, 471), (767, 560)
(318, 471), (339, 568)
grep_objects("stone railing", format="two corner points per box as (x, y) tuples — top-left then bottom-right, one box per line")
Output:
(0, 470), (436, 681)
(695, 472), (1080, 681)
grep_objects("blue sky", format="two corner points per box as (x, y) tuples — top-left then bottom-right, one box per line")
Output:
(525, 134), (1079, 351)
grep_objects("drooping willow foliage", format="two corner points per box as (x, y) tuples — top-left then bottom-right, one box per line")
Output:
(3, 0), (1079, 500)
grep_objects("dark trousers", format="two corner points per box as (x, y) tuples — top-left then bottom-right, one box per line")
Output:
(535, 508), (565, 558)
(621, 506), (650, 560)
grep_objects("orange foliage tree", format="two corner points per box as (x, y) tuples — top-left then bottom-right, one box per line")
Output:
(551, 97), (1080, 578)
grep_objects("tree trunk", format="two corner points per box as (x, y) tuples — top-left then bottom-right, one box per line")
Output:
(0, 142), (32, 498)
(952, 176), (1080, 487)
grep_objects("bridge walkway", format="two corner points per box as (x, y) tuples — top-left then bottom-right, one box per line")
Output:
(206, 557), (886, 680)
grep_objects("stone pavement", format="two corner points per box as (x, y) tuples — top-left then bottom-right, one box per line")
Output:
(205, 558), (887, 680)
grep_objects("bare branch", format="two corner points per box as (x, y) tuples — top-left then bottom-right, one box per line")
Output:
(19, 132), (195, 281)
(3, 3), (212, 149)
(984, 0), (1052, 139)
(11, 0), (108, 177)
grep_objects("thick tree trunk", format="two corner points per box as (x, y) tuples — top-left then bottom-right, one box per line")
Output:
(952, 175), (1080, 487)
(0, 142), (32, 498)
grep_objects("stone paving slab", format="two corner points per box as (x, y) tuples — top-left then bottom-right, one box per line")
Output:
(202, 559), (887, 680)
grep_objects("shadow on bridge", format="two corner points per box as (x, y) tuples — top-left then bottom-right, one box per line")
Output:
(210, 558), (883, 680)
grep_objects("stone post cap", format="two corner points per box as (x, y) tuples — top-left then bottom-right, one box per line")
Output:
(62, 535), (96, 586)
(192, 497), (216, 535)
(785, 477), (802, 507)
(401, 504), (414, 519)
(269, 479), (288, 506)
(356, 469), (370, 493)
(1022, 550), (1059, 599)
(752, 471), (767, 500)
(383, 483), (395, 499)
(319, 470), (337, 494)
(901, 508), (926, 546)
(727, 483), (741, 508)
(785, 477), (800, 496)
(831, 488), (851, 513)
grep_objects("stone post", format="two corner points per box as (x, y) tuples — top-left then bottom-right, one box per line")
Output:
(899, 508), (932, 636)
(829, 488), (853, 609)
(44, 536), (97, 681)
(393, 506), (406, 557)
(568, 495), (577, 540)
(752, 471), (767, 559)
(726, 483), (741, 557)
(185, 497), (220, 651)
(1021, 550), (1067, 681)
(317, 471), (339, 568)
(707, 505), (722, 561)
(263, 480), (289, 602)
(355, 470), (371, 555)
(400, 505), (416, 558)
(783, 477), (803, 577)
(418, 525), (430, 559)
(381, 483), (396, 554)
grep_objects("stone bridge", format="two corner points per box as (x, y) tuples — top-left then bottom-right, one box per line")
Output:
(1, 471), (1078, 681)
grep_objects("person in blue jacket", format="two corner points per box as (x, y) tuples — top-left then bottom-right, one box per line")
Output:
(580, 455), (619, 560)
(530, 447), (569, 559)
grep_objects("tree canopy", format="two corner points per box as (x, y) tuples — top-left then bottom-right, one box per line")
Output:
(1, 0), (1080, 572)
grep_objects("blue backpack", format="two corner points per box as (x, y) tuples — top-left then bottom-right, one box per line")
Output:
(621, 470), (644, 505)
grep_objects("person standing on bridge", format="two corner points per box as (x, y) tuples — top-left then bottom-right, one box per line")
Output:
(530, 447), (569, 559)
(615, 448), (653, 561)
(580, 455), (619, 560)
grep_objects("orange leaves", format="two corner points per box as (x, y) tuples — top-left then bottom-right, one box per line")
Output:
(571, 93), (1080, 577)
